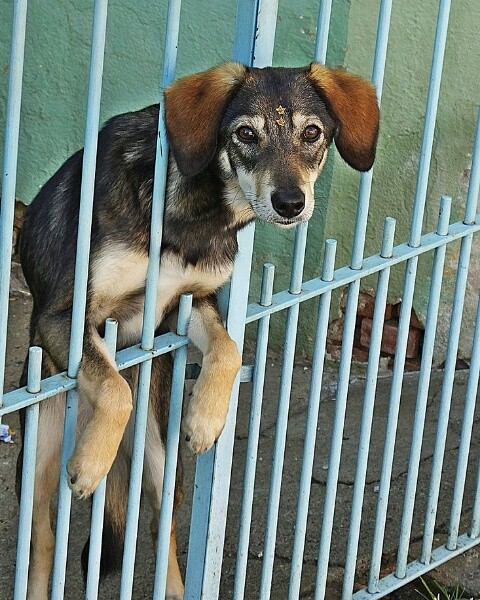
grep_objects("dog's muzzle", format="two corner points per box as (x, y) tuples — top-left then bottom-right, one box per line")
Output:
(271, 187), (305, 219)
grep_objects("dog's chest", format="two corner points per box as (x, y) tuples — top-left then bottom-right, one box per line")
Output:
(90, 245), (232, 343)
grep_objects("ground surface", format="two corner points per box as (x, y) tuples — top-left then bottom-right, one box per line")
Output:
(1, 290), (480, 599)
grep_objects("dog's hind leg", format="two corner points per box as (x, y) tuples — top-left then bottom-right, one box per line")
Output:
(15, 349), (64, 600)
(26, 395), (65, 600)
(80, 365), (137, 583)
(67, 322), (133, 498)
(80, 441), (131, 581)
(144, 354), (184, 600)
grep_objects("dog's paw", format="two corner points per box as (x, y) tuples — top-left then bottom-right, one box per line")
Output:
(182, 407), (226, 455)
(66, 453), (109, 499)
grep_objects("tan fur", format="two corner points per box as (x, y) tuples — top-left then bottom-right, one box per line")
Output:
(167, 522), (184, 599)
(66, 328), (133, 498)
(184, 329), (241, 453)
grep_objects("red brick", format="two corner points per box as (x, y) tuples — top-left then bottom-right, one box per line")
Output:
(409, 309), (424, 331)
(360, 317), (373, 349)
(381, 320), (399, 356)
(360, 318), (423, 359)
(405, 326), (422, 358)
(384, 303), (394, 321)
(352, 346), (370, 362)
(356, 291), (376, 319)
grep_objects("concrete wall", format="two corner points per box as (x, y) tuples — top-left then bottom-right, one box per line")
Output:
(1, 0), (478, 362)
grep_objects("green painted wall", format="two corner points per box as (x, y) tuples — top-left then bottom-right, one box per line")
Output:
(1, 0), (478, 361)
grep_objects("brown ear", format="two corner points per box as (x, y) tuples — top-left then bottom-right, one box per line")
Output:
(307, 63), (380, 171)
(164, 62), (247, 177)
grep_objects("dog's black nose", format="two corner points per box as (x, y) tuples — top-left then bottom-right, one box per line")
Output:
(271, 188), (305, 219)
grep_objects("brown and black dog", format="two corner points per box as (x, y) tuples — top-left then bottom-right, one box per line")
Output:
(18, 62), (379, 599)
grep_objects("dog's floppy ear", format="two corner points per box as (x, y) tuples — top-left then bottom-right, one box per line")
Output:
(307, 63), (380, 171)
(164, 62), (247, 177)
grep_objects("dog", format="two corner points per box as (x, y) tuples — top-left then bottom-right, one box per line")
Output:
(17, 62), (379, 599)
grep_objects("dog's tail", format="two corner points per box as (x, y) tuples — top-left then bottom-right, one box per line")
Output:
(81, 449), (130, 581)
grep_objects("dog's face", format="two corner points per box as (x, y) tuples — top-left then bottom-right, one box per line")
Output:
(165, 63), (380, 228)
(217, 68), (337, 226)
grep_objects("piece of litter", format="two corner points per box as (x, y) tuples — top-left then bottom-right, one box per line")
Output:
(0, 423), (14, 443)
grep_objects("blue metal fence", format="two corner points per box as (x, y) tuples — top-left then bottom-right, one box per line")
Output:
(1, 0), (480, 598)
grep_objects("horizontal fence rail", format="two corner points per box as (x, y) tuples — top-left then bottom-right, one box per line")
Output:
(1, 0), (479, 599)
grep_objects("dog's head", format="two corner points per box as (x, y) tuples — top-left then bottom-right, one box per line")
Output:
(165, 62), (379, 227)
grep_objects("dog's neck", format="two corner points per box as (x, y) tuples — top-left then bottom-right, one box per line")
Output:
(158, 160), (252, 269)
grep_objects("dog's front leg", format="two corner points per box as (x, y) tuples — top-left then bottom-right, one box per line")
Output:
(67, 324), (132, 498)
(182, 297), (241, 454)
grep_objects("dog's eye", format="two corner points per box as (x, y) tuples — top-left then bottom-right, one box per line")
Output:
(303, 125), (322, 142)
(236, 126), (257, 143)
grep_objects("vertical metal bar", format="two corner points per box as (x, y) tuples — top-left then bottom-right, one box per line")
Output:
(251, 0), (279, 68)
(471, 438), (480, 539)
(85, 319), (118, 599)
(233, 264), (275, 600)
(288, 239), (336, 600)
(314, 0), (332, 63)
(0, 0), (28, 401)
(161, 0), (182, 88)
(259, 225), (307, 598)
(118, 3), (182, 597)
(195, 224), (256, 599)
(152, 295), (191, 600)
(466, 114), (480, 543)
(26, 347), (43, 394)
(259, 305), (300, 599)
(119, 360), (152, 600)
(408, 0), (451, 248)
(421, 234), (473, 563)
(51, 2), (109, 596)
(141, 0), (181, 353)
(464, 108), (480, 226)
(367, 255), (418, 592)
(395, 196), (451, 578)
(232, 0), (260, 65)
(184, 450), (215, 599)
(447, 295), (480, 550)
(350, 0), (392, 270)
(13, 347), (41, 600)
(341, 218), (396, 600)
(314, 276), (360, 599)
